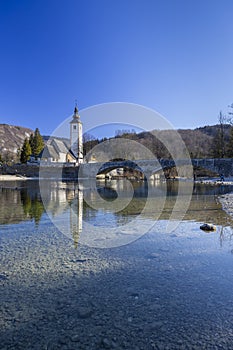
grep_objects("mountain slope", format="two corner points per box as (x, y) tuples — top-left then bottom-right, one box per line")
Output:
(0, 124), (33, 161)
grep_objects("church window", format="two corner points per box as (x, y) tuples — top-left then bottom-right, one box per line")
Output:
(73, 125), (76, 130)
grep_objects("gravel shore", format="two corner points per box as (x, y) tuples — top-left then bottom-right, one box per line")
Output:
(219, 192), (233, 218)
(195, 177), (233, 220)
(202, 177), (233, 219)
(2, 221), (233, 350)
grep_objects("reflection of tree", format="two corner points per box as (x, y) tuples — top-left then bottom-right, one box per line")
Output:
(30, 200), (44, 225)
(21, 190), (31, 215)
(20, 189), (44, 225)
(219, 225), (233, 248)
(0, 187), (25, 224)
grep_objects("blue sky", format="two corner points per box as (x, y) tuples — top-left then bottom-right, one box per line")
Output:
(0, 0), (233, 136)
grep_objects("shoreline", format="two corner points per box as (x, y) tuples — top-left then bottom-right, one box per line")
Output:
(218, 193), (233, 219)
(0, 174), (29, 181)
(195, 177), (233, 220)
(195, 176), (233, 185)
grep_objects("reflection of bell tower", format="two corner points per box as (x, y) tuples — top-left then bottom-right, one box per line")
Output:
(70, 190), (83, 248)
(70, 104), (83, 164)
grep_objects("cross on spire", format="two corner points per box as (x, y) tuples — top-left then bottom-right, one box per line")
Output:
(74, 99), (79, 116)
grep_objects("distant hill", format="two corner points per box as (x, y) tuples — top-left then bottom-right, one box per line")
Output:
(0, 123), (232, 164)
(107, 124), (232, 159)
(196, 124), (231, 138)
(43, 135), (70, 145)
(0, 124), (33, 162)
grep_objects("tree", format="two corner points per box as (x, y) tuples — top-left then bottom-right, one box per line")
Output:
(2, 151), (14, 165)
(226, 126), (233, 157)
(29, 133), (34, 150)
(226, 104), (233, 158)
(212, 111), (226, 158)
(16, 148), (21, 162)
(83, 133), (98, 156)
(20, 138), (32, 163)
(31, 128), (44, 159)
(227, 103), (233, 124)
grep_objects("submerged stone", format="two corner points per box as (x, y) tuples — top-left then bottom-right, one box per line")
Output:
(77, 306), (93, 319)
(200, 223), (216, 231)
(0, 274), (8, 280)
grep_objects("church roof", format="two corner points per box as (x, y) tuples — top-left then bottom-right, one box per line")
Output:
(38, 137), (77, 161)
(40, 144), (59, 159)
(51, 138), (69, 154)
(69, 149), (77, 159)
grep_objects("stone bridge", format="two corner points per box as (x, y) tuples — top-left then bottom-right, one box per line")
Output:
(78, 158), (233, 179)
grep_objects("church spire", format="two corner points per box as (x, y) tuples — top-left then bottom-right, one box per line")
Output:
(73, 101), (79, 119)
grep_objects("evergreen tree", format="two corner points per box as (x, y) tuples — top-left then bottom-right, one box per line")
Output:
(31, 128), (44, 159)
(20, 138), (32, 163)
(29, 133), (34, 150)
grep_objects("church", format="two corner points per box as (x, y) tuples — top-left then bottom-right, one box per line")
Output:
(39, 105), (83, 164)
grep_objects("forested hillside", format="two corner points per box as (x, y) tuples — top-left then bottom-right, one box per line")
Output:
(83, 124), (233, 160)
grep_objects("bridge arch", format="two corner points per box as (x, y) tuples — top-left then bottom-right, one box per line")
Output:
(79, 158), (233, 179)
(96, 160), (145, 179)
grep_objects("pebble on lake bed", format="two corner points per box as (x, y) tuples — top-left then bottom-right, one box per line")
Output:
(200, 223), (216, 231)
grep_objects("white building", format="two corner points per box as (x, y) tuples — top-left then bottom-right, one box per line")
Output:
(39, 105), (83, 164)
(70, 105), (83, 164)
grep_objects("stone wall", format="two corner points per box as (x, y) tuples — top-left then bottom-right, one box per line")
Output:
(0, 164), (40, 177)
(0, 164), (79, 180)
(1, 158), (233, 180)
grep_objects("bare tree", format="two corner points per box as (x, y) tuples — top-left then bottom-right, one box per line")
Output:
(212, 111), (227, 158)
(227, 103), (233, 124)
(226, 104), (233, 157)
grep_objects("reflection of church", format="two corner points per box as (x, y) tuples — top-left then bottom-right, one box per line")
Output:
(40, 182), (84, 248)
(70, 189), (83, 249)
(39, 105), (83, 164)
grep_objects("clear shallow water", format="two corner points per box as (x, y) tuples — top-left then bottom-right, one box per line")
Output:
(1, 180), (233, 349)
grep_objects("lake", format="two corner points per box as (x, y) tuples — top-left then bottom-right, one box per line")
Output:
(1, 179), (233, 349)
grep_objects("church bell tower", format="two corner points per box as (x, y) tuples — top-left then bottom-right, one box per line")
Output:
(70, 104), (83, 164)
